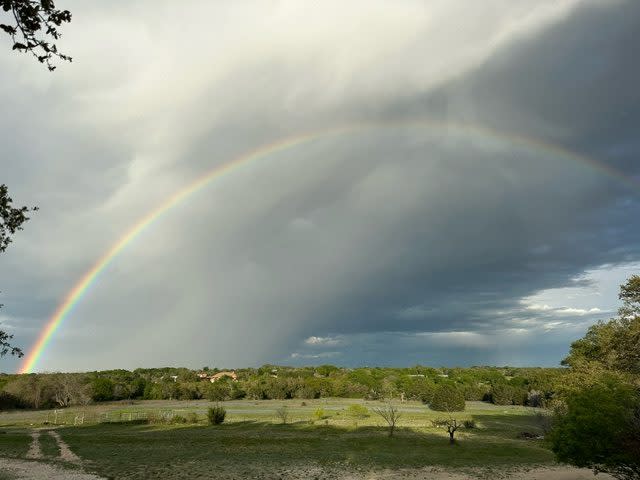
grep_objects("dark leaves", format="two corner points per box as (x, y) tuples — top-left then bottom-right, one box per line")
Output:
(0, 23), (15, 34)
(0, 184), (37, 254)
(1, 0), (72, 71)
(0, 330), (23, 358)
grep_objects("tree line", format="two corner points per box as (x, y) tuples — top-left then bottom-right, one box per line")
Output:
(0, 364), (565, 410)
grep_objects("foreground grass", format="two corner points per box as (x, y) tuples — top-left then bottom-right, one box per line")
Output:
(0, 429), (30, 458)
(1, 400), (555, 479)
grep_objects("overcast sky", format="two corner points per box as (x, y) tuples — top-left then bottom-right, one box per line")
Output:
(1, 0), (639, 373)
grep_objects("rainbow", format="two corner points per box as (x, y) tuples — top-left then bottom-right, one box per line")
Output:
(18, 120), (637, 373)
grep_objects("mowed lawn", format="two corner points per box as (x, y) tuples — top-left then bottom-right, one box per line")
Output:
(0, 400), (554, 479)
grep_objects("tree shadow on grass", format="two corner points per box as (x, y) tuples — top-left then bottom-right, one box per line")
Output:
(59, 418), (553, 471)
(469, 412), (547, 440)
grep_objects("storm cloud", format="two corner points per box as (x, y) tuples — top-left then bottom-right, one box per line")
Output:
(1, 0), (639, 372)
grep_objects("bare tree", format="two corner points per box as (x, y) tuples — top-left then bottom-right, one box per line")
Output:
(50, 373), (90, 407)
(432, 417), (462, 444)
(275, 406), (289, 424)
(373, 400), (401, 437)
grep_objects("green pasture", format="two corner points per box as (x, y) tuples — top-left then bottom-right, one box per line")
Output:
(0, 399), (555, 479)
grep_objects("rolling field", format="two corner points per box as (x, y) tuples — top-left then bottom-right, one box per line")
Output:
(0, 399), (570, 479)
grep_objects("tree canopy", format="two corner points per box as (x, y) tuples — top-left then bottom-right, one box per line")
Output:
(562, 275), (640, 376)
(552, 274), (640, 479)
(550, 379), (639, 480)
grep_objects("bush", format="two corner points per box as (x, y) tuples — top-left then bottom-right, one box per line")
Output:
(314, 408), (326, 420)
(430, 384), (465, 412)
(463, 419), (476, 429)
(170, 414), (187, 424)
(346, 404), (370, 418)
(186, 412), (199, 424)
(207, 405), (226, 425)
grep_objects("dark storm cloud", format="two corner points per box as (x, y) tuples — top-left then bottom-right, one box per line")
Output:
(1, 0), (639, 371)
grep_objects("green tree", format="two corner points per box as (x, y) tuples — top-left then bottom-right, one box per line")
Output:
(1, 0), (71, 71)
(429, 384), (465, 412)
(550, 379), (639, 479)
(563, 275), (640, 375)
(90, 377), (114, 402)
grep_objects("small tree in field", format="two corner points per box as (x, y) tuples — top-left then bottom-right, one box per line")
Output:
(276, 406), (289, 424)
(373, 401), (401, 437)
(432, 417), (462, 445)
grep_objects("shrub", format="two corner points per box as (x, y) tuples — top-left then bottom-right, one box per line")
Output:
(170, 414), (187, 424)
(463, 419), (476, 429)
(186, 412), (199, 424)
(314, 408), (326, 420)
(430, 384), (465, 412)
(207, 405), (226, 425)
(346, 404), (370, 419)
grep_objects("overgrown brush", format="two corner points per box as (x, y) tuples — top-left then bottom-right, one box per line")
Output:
(346, 404), (369, 419)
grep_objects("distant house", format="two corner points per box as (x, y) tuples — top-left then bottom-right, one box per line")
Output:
(196, 371), (238, 383)
(210, 371), (238, 382)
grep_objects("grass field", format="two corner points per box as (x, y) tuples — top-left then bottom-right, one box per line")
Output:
(0, 399), (556, 479)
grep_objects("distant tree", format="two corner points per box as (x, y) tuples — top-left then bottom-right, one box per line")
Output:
(550, 379), (640, 480)
(430, 384), (465, 412)
(50, 373), (90, 407)
(91, 377), (115, 402)
(3, 373), (51, 408)
(373, 400), (401, 437)
(1, 0), (71, 71)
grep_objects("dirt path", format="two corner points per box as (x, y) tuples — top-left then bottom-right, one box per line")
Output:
(48, 430), (81, 463)
(0, 457), (103, 480)
(24, 431), (42, 460)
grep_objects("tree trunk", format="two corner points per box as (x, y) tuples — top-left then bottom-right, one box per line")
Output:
(449, 431), (455, 444)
